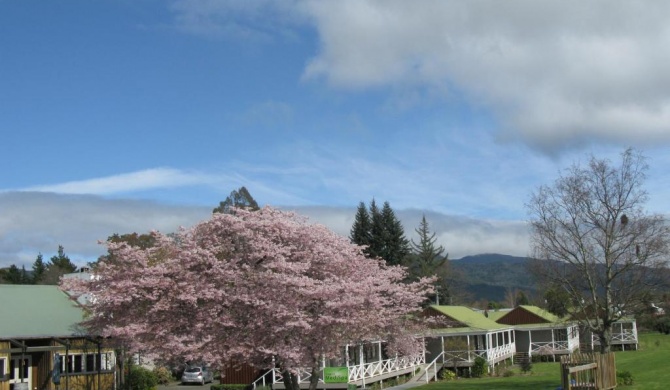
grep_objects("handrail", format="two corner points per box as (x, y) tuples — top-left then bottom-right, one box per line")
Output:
(423, 351), (444, 383)
(256, 354), (425, 387)
(251, 369), (282, 389)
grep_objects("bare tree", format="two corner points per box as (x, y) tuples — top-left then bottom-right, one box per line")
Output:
(527, 148), (670, 353)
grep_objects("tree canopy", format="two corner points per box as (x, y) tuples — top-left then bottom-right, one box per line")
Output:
(213, 186), (260, 214)
(527, 148), (670, 352)
(350, 199), (410, 266)
(407, 214), (450, 304)
(63, 207), (433, 390)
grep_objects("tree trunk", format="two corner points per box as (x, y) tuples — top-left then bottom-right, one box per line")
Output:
(308, 366), (320, 390)
(282, 370), (301, 390)
(598, 325), (612, 354)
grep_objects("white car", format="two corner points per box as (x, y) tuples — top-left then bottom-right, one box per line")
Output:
(181, 366), (214, 385)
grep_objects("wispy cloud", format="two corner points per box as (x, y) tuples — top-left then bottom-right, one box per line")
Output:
(19, 168), (219, 195)
(0, 192), (530, 268)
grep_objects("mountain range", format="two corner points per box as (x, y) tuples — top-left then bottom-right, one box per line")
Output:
(450, 253), (537, 303)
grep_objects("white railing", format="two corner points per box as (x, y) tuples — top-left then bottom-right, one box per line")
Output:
(442, 344), (514, 365)
(251, 369), (283, 389)
(488, 343), (515, 363)
(423, 352), (444, 383)
(592, 330), (638, 345)
(254, 354), (425, 387)
(348, 354), (425, 382)
(612, 330), (638, 343)
(531, 341), (569, 355)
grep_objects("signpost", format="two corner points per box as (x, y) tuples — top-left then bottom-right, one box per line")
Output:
(324, 367), (349, 383)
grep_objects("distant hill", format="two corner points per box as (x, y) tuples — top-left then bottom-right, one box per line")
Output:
(451, 253), (537, 302)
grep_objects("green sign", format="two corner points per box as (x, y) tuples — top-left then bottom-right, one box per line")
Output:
(324, 367), (349, 383)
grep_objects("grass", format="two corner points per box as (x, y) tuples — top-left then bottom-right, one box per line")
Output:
(417, 332), (668, 390)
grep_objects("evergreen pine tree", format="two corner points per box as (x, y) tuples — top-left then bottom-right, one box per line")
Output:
(408, 215), (450, 303)
(49, 245), (77, 273)
(349, 202), (372, 250)
(213, 186), (260, 214)
(368, 199), (385, 259)
(349, 199), (410, 266)
(380, 201), (410, 266)
(32, 253), (46, 284)
(3, 264), (23, 284)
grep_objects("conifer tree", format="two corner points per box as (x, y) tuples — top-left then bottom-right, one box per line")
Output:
(350, 199), (410, 266)
(408, 215), (450, 304)
(32, 253), (46, 284)
(213, 186), (260, 214)
(380, 201), (410, 266)
(349, 202), (371, 250)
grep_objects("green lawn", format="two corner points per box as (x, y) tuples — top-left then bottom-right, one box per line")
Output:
(416, 333), (668, 390)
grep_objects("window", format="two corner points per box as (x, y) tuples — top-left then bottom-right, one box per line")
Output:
(61, 352), (115, 374)
(0, 357), (6, 380)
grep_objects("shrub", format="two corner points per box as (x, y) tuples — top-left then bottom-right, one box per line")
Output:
(519, 357), (532, 374)
(210, 385), (247, 390)
(439, 369), (456, 381)
(471, 357), (486, 378)
(127, 366), (158, 390)
(502, 369), (515, 377)
(617, 370), (634, 386)
(153, 366), (173, 385)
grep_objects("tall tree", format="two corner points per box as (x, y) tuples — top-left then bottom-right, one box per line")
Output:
(380, 202), (411, 266)
(368, 199), (385, 258)
(213, 186), (260, 214)
(32, 253), (46, 284)
(527, 148), (670, 353)
(63, 207), (433, 390)
(407, 215), (450, 303)
(350, 199), (410, 266)
(349, 202), (371, 250)
(544, 286), (571, 317)
(42, 245), (78, 284)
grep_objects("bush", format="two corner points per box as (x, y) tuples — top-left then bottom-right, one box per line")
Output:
(153, 366), (173, 385)
(127, 366), (158, 390)
(617, 370), (634, 386)
(210, 385), (247, 390)
(519, 357), (532, 374)
(439, 369), (456, 381)
(471, 357), (487, 378)
(502, 369), (515, 377)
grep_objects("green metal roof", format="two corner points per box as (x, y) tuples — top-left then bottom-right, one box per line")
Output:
(429, 305), (510, 334)
(485, 309), (512, 322)
(517, 305), (562, 323)
(0, 285), (85, 339)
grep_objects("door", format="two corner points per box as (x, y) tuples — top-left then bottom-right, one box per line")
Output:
(9, 356), (32, 387)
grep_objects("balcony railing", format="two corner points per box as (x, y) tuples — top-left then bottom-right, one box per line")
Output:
(442, 343), (515, 365)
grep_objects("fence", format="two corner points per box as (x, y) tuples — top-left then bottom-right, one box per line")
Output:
(560, 352), (616, 390)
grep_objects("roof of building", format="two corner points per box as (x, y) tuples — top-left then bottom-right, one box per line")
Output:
(0, 285), (85, 339)
(428, 305), (510, 334)
(517, 305), (562, 322)
(485, 309), (512, 322)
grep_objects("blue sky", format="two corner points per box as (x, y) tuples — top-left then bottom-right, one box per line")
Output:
(2, 1), (670, 268)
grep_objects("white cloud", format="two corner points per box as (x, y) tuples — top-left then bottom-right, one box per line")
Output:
(298, 1), (670, 152)
(0, 192), (211, 268)
(0, 192), (529, 268)
(19, 168), (218, 195)
(169, 0), (303, 41)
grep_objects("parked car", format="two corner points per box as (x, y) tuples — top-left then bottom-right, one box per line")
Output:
(181, 366), (214, 385)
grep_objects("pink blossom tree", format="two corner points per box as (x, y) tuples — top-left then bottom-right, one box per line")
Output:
(62, 207), (433, 390)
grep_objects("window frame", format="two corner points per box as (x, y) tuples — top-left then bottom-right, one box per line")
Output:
(0, 357), (7, 381)
(60, 352), (115, 375)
